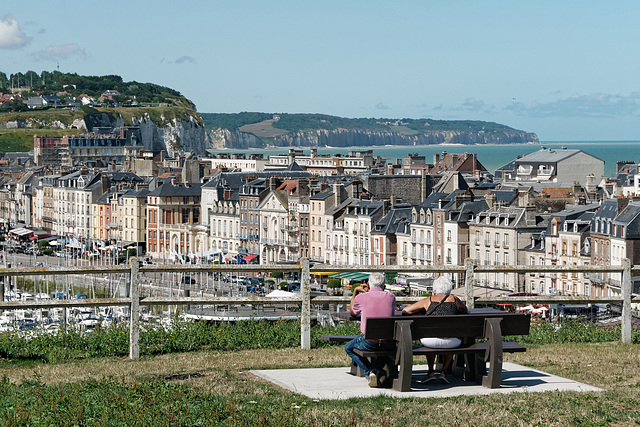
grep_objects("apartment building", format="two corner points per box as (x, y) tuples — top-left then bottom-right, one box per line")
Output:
(543, 207), (595, 296)
(258, 179), (297, 263)
(343, 199), (383, 266)
(370, 205), (412, 266)
(121, 187), (149, 252)
(469, 205), (548, 292)
(238, 178), (268, 258)
(208, 194), (240, 258)
(496, 147), (604, 187)
(146, 181), (203, 260)
(590, 199), (621, 296)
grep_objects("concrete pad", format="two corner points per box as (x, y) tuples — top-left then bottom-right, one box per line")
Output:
(251, 362), (602, 400)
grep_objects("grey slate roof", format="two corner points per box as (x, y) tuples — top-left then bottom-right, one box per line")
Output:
(515, 148), (582, 163)
(373, 207), (412, 234)
(148, 181), (203, 197)
(613, 202), (640, 238)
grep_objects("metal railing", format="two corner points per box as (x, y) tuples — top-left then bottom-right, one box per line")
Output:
(0, 258), (638, 360)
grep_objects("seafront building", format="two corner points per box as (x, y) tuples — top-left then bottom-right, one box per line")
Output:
(2, 144), (639, 299)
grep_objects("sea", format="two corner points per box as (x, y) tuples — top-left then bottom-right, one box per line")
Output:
(208, 141), (640, 178)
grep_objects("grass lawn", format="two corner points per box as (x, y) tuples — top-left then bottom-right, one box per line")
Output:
(1, 342), (639, 426)
(239, 119), (290, 138)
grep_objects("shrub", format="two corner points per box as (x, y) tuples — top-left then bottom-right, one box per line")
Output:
(327, 278), (341, 289)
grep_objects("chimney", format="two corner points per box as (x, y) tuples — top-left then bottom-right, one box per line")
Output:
(390, 194), (396, 208)
(617, 196), (631, 214)
(269, 176), (279, 190)
(455, 192), (472, 208)
(333, 182), (345, 207)
(524, 204), (537, 226)
(433, 153), (440, 164)
(101, 175), (110, 193)
(486, 193), (497, 209)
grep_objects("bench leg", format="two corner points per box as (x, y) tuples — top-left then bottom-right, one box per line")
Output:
(350, 360), (365, 377)
(482, 317), (504, 389)
(392, 320), (413, 392)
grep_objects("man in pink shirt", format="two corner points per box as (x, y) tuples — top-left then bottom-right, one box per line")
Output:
(344, 272), (396, 387)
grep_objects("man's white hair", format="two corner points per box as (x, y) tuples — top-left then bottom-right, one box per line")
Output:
(368, 272), (386, 290)
(432, 276), (453, 295)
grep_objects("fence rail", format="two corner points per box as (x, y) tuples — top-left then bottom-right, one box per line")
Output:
(0, 258), (637, 358)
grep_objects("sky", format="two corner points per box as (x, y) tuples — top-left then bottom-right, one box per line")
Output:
(1, 0), (639, 141)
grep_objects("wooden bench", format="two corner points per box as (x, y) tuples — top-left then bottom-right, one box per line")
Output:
(328, 311), (530, 391)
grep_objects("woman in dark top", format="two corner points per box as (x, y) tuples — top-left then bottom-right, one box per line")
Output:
(401, 276), (467, 384)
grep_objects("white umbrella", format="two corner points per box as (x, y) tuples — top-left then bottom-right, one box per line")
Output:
(265, 290), (298, 298)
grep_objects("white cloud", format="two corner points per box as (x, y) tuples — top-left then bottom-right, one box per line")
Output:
(33, 43), (87, 61)
(175, 55), (195, 64)
(505, 92), (640, 118)
(461, 97), (486, 112)
(375, 102), (390, 110)
(0, 14), (31, 49)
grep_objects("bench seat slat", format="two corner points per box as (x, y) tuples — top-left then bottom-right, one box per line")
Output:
(353, 341), (526, 358)
(320, 335), (358, 342)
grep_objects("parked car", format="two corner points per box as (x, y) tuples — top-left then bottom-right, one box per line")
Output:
(180, 276), (197, 284)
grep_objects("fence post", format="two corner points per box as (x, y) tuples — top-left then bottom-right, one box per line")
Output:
(129, 257), (140, 359)
(622, 258), (632, 344)
(465, 258), (475, 309)
(300, 258), (311, 350)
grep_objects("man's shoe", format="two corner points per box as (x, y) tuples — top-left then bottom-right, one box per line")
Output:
(377, 370), (388, 387)
(368, 372), (378, 387)
(368, 370), (387, 388)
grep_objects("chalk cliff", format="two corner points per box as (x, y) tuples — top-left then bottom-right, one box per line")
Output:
(2, 111), (210, 157)
(214, 128), (538, 149)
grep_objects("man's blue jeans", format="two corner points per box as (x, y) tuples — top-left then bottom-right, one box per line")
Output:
(344, 335), (395, 376)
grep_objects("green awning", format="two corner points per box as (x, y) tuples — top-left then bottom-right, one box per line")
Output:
(330, 272), (371, 281)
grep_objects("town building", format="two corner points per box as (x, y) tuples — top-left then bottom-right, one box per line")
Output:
(495, 147), (604, 186)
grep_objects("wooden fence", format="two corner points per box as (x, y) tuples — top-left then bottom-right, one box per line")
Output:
(0, 258), (638, 358)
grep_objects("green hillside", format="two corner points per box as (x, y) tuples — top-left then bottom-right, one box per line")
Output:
(1, 71), (194, 108)
(200, 112), (531, 136)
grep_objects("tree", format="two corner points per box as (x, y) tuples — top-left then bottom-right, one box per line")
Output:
(327, 278), (341, 289)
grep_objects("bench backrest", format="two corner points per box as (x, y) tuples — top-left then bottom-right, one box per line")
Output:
(363, 313), (531, 341)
